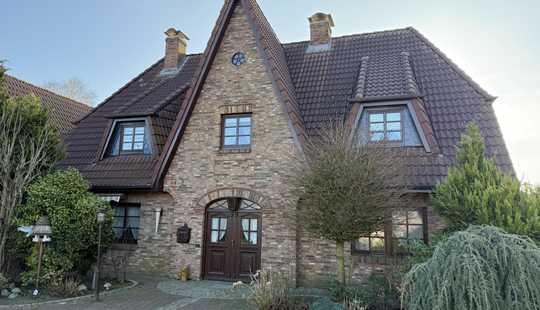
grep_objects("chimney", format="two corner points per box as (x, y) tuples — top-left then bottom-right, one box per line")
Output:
(162, 28), (189, 74)
(308, 12), (334, 46)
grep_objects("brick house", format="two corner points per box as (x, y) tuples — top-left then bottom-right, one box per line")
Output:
(59, 0), (513, 284)
(3, 74), (91, 137)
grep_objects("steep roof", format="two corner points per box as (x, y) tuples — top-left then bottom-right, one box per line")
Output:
(60, 0), (513, 191)
(3, 74), (91, 136)
(57, 55), (202, 190)
(284, 27), (512, 187)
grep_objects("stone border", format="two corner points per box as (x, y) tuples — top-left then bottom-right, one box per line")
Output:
(0, 279), (138, 309)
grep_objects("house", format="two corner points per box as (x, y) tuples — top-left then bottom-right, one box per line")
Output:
(59, 0), (513, 283)
(3, 74), (92, 137)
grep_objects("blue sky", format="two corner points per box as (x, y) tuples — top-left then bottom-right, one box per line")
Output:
(1, 0), (539, 183)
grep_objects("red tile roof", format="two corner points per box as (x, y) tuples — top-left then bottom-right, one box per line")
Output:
(3, 74), (91, 136)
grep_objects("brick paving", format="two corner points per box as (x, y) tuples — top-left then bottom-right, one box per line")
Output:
(13, 274), (250, 310)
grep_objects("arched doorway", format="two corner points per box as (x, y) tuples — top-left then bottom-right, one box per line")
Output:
(203, 198), (262, 281)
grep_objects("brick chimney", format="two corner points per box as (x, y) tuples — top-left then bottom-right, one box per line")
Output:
(162, 28), (189, 74)
(308, 13), (334, 46)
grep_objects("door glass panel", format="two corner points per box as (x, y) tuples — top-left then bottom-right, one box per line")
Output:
(242, 219), (249, 230)
(211, 231), (218, 243)
(210, 217), (227, 244)
(250, 219), (257, 231)
(219, 230), (226, 241)
(220, 218), (228, 230)
(212, 218), (219, 230)
(241, 218), (258, 245)
(249, 232), (257, 245)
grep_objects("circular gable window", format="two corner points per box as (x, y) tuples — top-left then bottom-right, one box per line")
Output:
(231, 52), (246, 67)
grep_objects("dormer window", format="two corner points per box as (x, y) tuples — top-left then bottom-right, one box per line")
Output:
(106, 120), (152, 156)
(121, 123), (146, 152)
(368, 109), (402, 143)
(357, 105), (422, 147)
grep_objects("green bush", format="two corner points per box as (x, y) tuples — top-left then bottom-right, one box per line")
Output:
(433, 123), (540, 240)
(0, 273), (8, 289)
(17, 169), (113, 283)
(329, 272), (399, 310)
(402, 225), (540, 310)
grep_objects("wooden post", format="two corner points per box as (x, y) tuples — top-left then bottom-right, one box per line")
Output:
(36, 240), (43, 294)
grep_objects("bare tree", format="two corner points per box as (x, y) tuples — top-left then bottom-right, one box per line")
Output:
(0, 68), (62, 270)
(288, 121), (407, 284)
(43, 77), (97, 106)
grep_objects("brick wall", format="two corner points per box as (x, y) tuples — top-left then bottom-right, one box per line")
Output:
(297, 193), (444, 285)
(159, 3), (301, 280)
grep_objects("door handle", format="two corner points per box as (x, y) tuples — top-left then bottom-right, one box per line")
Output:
(231, 239), (235, 246)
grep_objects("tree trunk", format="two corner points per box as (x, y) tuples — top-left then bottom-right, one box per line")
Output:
(336, 240), (345, 284)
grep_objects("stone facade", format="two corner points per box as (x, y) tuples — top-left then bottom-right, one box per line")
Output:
(102, 3), (445, 285)
(121, 3), (302, 280)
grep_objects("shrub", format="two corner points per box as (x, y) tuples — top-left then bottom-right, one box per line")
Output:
(402, 225), (540, 310)
(329, 272), (400, 310)
(47, 272), (81, 298)
(17, 169), (113, 282)
(247, 270), (307, 310)
(432, 123), (540, 240)
(0, 273), (8, 289)
(288, 122), (406, 283)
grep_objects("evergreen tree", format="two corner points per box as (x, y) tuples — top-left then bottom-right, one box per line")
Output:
(402, 226), (540, 310)
(433, 123), (540, 239)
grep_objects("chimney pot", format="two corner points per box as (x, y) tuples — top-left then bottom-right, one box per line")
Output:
(308, 12), (334, 46)
(162, 28), (189, 74)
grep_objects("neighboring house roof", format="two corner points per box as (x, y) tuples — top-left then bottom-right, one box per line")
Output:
(3, 74), (91, 136)
(58, 0), (513, 191)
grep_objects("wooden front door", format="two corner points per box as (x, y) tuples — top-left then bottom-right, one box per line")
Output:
(203, 198), (262, 281)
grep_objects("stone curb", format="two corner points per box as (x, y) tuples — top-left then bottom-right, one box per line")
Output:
(0, 279), (138, 309)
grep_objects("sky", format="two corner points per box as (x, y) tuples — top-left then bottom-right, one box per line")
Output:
(1, 0), (539, 184)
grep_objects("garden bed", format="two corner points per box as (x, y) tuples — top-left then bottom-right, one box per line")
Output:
(0, 279), (136, 308)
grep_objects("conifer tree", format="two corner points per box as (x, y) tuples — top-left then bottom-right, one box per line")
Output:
(433, 123), (540, 240)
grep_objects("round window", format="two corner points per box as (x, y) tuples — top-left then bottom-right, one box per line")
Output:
(231, 52), (247, 66)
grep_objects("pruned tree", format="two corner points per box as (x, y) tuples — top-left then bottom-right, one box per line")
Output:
(433, 123), (540, 240)
(43, 77), (97, 106)
(288, 122), (407, 284)
(0, 64), (63, 271)
(402, 225), (540, 310)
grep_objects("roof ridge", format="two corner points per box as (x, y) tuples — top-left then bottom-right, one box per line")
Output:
(4, 74), (90, 111)
(241, 0), (307, 142)
(282, 27), (413, 46)
(407, 27), (496, 102)
(75, 58), (166, 123)
(400, 51), (421, 96)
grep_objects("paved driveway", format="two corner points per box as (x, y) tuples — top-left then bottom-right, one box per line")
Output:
(11, 274), (250, 310)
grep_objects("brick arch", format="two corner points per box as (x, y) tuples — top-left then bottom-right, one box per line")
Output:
(197, 187), (270, 209)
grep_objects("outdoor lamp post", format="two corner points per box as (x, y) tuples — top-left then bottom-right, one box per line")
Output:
(95, 211), (105, 301)
(31, 216), (52, 297)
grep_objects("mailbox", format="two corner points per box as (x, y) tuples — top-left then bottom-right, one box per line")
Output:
(177, 224), (191, 244)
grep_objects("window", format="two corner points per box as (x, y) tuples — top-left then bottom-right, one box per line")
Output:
(210, 217), (228, 243)
(353, 208), (426, 255)
(121, 123), (146, 153)
(368, 110), (402, 143)
(354, 230), (386, 254)
(392, 210), (426, 254)
(106, 121), (152, 156)
(241, 218), (258, 245)
(222, 114), (252, 148)
(112, 203), (140, 244)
